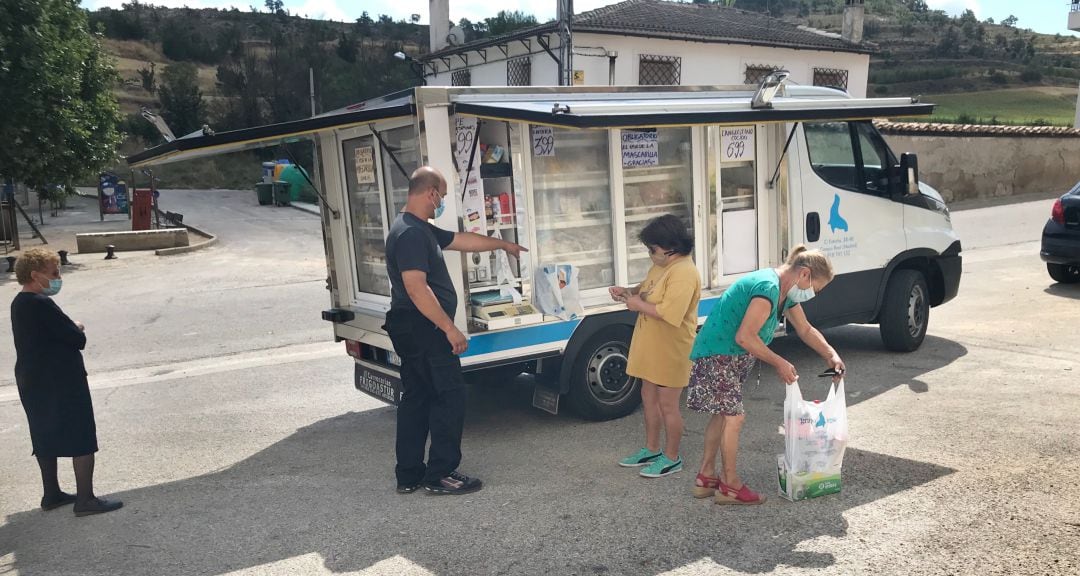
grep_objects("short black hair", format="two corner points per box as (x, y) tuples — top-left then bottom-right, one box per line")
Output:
(638, 214), (693, 255)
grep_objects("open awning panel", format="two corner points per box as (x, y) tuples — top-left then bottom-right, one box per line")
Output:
(450, 91), (934, 129)
(125, 90), (416, 168)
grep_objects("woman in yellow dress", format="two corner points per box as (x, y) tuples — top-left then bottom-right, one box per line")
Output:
(609, 215), (701, 478)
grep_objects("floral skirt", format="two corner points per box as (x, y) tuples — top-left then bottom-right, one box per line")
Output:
(686, 354), (757, 416)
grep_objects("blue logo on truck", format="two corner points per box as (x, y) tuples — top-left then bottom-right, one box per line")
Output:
(828, 194), (848, 233)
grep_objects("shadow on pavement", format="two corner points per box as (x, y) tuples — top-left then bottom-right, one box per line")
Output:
(1044, 282), (1080, 300)
(0, 329), (966, 575)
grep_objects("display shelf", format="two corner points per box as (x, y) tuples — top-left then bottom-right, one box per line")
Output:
(480, 163), (512, 179)
(535, 215), (610, 230)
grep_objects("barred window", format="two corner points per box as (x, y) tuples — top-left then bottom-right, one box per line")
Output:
(638, 55), (681, 86)
(507, 56), (531, 86)
(451, 69), (471, 87)
(744, 64), (782, 86)
(813, 68), (849, 91)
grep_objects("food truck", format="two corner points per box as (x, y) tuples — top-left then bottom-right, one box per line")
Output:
(127, 77), (962, 420)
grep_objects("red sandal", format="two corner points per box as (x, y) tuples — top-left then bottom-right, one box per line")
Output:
(692, 473), (721, 499)
(714, 481), (767, 505)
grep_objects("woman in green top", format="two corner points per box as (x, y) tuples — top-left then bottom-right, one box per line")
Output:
(687, 245), (845, 505)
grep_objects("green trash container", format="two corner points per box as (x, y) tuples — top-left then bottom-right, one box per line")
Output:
(255, 182), (274, 205)
(273, 180), (292, 206)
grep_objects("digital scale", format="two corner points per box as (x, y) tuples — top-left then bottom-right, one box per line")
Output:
(471, 301), (543, 330)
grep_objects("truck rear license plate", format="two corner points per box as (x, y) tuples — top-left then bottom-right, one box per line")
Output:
(355, 362), (402, 405)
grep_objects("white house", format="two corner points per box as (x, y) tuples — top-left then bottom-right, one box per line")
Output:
(417, 0), (871, 97)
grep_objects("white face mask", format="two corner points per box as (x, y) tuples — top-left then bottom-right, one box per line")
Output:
(787, 270), (815, 303)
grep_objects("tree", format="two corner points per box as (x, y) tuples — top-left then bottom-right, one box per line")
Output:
(1002, 15), (1018, 28)
(0, 0), (122, 193)
(336, 31), (357, 63)
(158, 63), (205, 136)
(137, 61), (156, 93)
(935, 26), (961, 57)
(484, 10), (538, 37)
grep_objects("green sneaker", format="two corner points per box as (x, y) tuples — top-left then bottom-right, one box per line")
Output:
(618, 447), (662, 468)
(639, 454), (683, 478)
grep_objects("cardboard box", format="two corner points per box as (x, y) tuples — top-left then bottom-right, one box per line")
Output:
(776, 455), (842, 502)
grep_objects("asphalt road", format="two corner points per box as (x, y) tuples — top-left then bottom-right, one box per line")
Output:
(0, 191), (1077, 575)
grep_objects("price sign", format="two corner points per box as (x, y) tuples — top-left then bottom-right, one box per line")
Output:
(721, 126), (755, 163)
(355, 146), (376, 184)
(454, 116), (479, 174)
(531, 126), (555, 157)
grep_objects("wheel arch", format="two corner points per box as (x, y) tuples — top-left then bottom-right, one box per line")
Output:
(871, 248), (951, 323)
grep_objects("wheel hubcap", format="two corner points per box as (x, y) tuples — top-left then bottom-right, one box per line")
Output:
(907, 284), (926, 338)
(585, 341), (637, 405)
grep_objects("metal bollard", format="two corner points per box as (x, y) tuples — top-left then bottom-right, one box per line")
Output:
(5, 256), (15, 273)
(104, 245), (117, 260)
(58, 250), (70, 266)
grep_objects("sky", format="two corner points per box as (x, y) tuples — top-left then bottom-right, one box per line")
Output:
(83, 1), (1079, 37)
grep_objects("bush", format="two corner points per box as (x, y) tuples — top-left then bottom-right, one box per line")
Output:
(989, 71), (1008, 84)
(1019, 69), (1042, 82)
(956, 113), (977, 125)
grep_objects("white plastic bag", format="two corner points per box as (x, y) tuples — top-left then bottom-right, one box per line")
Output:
(777, 379), (848, 501)
(491, 229), (522, 305)
(533, 264), (583, 321)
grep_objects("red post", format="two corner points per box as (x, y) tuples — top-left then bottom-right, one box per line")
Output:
(132, 188), (153, 231)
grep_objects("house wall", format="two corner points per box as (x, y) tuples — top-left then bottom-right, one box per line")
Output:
(426, 33), (869, 97)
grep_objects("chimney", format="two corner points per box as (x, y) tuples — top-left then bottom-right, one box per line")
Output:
(429, 0), (450, 53)
(842, 0), (865, 44)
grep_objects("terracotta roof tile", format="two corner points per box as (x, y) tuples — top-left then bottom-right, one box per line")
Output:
(874, 120), (1080, 138)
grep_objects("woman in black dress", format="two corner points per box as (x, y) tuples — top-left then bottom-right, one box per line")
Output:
(12, 248), (122, 516)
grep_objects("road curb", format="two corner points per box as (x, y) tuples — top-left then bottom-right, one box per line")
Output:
(155, 223), (218, 256)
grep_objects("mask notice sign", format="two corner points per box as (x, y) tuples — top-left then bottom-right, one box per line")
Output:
(355, 146), (376, 184)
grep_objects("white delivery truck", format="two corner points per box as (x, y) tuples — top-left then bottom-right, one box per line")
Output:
(128, 77), (961, 420)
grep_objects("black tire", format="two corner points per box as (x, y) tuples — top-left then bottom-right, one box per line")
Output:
(1047, 263), (1080, 284)
(566, 325), (642, 421)
(879, 269), (929, 352)
(464, 363), (526, 386)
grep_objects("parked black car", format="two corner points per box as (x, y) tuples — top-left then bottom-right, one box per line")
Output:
(1041, 182), (1080, 284)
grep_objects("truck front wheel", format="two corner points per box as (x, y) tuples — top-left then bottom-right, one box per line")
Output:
(566, 325), (642, 421)
(879, 269), (929, 352)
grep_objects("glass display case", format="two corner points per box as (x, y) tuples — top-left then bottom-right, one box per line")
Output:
(530, 127), (614, 290)
(341, 134), (391, 296)
(620, 127), (694, 284)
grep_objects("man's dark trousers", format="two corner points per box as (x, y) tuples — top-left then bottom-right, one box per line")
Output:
(384, 309), (467, 486)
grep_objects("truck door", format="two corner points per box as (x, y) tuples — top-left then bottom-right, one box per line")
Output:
(796, 120), (906, 324)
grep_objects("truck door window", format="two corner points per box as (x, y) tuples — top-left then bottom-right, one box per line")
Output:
(854, 122), (891, 196)
(803, 121), (858, 192)
(342, 135), (392, 296)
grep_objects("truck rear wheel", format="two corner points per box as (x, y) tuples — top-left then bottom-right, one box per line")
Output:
(1047, 263), (1080, 284)
(879, 269), (929, 352)
(566, 325), (641, 421)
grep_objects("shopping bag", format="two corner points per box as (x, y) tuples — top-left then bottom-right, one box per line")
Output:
(777, 378), (848, 501)
(491, 229), (522, 305)
(533, 264), (583, 321)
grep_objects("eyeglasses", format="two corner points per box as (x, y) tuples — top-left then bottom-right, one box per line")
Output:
(647, 245), (677, 257)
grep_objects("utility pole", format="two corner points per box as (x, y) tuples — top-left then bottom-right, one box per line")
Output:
(309, 67), (317, 117)
(557, 0), (574, 86)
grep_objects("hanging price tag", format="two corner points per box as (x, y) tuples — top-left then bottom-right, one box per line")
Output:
(531, 126), (555, 157)
(721, 126), (755, 163)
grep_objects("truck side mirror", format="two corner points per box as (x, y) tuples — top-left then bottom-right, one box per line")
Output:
(900, 153), (920, 196)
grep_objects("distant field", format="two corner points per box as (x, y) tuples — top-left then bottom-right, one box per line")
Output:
(925, 87), (1077, 126)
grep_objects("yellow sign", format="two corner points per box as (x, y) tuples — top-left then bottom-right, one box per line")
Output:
(572, 70), (585, 85)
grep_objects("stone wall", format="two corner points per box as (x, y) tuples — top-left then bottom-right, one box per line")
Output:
(876, 122), (1080, 204)
(76, 229), (189, 253)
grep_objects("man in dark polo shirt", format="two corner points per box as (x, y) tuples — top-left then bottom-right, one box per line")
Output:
(385, 166), (526, 495)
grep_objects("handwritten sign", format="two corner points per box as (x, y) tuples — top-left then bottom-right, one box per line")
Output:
(454, 115), (479, 174)
(531, 125), (555, 157)
(355, 146), (376, 184)
(621, 130), (659, 168)
(721, 126), (755, 163)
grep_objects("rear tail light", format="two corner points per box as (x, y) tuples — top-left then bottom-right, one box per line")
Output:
(345, 340), (362, 359)
(1051, 199), (1065, 225)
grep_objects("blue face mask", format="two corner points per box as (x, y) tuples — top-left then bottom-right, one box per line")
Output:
(431, 192), (445, 219)
(787, 269), (814, 303)
(41, 278), (63, 297)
